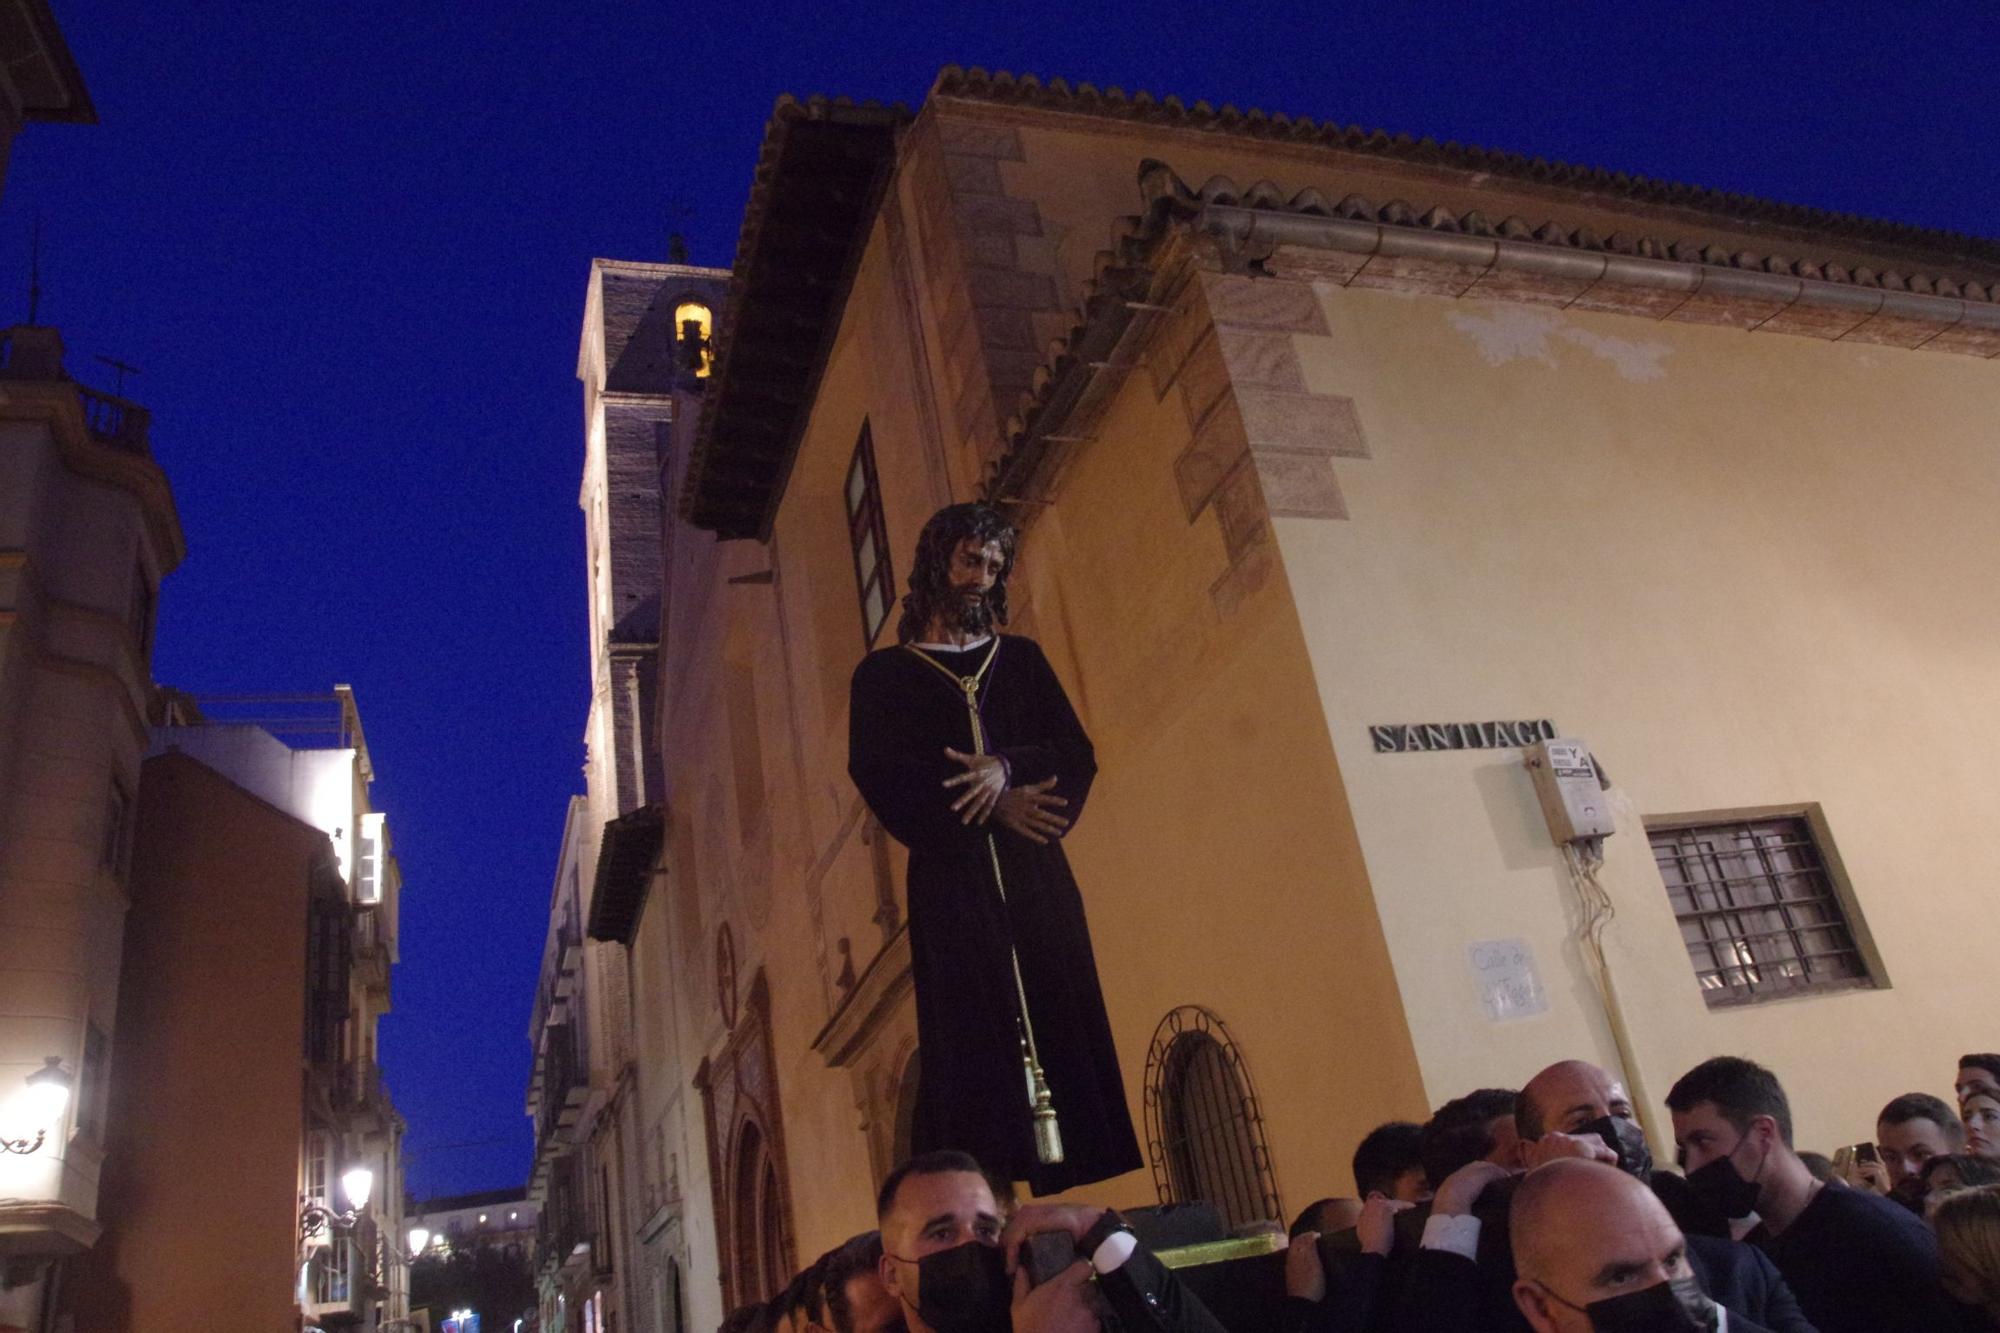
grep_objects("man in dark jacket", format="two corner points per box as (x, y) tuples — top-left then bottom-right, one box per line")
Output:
(877, 1148), (1226, 1333)
(1512, 1159), (1788, 1333)
(1394, 1059), (1813, 1332)
(1669, 1057), (1970, 1333)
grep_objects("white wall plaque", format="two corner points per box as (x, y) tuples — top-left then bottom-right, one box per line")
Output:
(1468, 937), (1549, 1023)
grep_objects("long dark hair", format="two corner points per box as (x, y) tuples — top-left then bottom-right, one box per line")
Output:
(894, 502), (1018, 643)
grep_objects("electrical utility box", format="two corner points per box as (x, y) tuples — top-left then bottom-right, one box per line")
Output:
(1525, 738), (1615, 843)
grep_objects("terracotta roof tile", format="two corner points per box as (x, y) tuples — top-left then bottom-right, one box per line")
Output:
(930, 66), (2000, 277)
(1127, 161), (1998, 302)
(981, 158), (2000, 509)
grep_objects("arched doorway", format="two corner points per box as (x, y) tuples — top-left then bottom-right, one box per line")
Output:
(696, 972), (797, 1313)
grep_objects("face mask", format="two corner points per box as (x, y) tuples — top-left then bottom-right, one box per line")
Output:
(901, 1240), (1011, 1333)
(1683, 1139), (1762, 1220)
(1580, 1115), (1654, 1180)
(1542, 1274), (1720, 1331)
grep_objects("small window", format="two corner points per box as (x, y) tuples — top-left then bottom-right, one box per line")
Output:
(845, 422), (894, 646)
(1143, 1006), (1283, 1231)
(127, 559), (155, 658)
(77, 1022), (109, 1140)
(102, 779), (131, 874)
(1648, 812), (1874, 1008)
(305, 1130), (332, 1207)
(355, 812), (386, 904)
(674, 300), (714, 377)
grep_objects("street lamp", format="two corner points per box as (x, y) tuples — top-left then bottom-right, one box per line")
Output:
(299, 1164), (374, 1241)
(407, 1226), (431, 1257)
(1, 1058), (73, 1155)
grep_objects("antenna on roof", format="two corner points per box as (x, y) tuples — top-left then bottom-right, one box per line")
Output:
(94, 354), (141, 396)
(27, 209), (42, 325)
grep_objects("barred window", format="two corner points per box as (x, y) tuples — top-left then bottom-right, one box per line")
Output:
(1143, 1006), (1283, 1231)
(845, 422), (894, 646)
(1648, 813), (1874, 1008)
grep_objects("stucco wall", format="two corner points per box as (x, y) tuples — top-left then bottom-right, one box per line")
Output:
(1272, 278), (2000, 1151)
(68, 752), (320, 1328)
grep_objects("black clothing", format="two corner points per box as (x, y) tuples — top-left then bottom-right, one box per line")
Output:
(1391, 1214), (1815, 1332)
(1686, 1238), (1814, 1333)
(1757, 1183), (1966, 1333)
(1281, 1253), (1387, 1333)
(1098, 1245), (1231, 1333)
(847, 635), (1142, 1193)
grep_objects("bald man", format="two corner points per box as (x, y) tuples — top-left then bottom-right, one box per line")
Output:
(1511, 1159), (1756, 1333)
(1396, 1059), (1811, 1332)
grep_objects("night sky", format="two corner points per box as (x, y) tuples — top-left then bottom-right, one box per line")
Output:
(14, 2), (1994, 1201)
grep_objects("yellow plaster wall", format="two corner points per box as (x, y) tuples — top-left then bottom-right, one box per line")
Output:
(1017, 354), (1430, 1209)
(666, 156), (1435, 1268)
(1273, 280), (2000, 1153)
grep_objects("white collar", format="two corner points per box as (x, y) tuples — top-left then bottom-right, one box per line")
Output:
(910, 634), (993, 653)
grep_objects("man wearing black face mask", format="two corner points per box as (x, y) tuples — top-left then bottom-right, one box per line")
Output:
(1395, 1061), (1811, 1333)
(1511, 1159), (1757, 1333)
(1667, 1056), (1970, 1333)
(875, 1150), (1227, 1333)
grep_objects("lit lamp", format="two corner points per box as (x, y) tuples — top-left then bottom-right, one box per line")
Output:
(341, 1165), (374, 1211)
(299, 1163), (375, 1241)
(407, 1226), (431, 1258)
(1, 1058), (73, 1155)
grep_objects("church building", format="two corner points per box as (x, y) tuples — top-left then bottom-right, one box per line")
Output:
(588, 69), (2000, 1331)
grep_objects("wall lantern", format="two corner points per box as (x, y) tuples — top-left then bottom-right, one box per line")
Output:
(1, 1058), (73, 1155)
(299, 1164), (374, 1241)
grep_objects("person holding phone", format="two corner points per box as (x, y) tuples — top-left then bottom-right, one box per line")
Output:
(1874, 1094), (1967, 1208)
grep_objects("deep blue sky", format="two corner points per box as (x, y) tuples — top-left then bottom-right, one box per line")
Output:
(15, 3), (1994, 1201)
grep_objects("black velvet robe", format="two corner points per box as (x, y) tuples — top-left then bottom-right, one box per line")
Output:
(848, 634), (1143, 1194)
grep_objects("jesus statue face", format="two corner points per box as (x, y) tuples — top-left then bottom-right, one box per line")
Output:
(940, 537), (1009, 635)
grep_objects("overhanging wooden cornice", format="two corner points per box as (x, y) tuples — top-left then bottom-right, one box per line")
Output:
(682, 96), (913, 542)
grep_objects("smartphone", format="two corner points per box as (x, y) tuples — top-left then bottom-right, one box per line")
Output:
(1855, 1142), (1881, 1165)
(1022, 1230), (1079, 1288)
(1832, 1145), (1856, 1173)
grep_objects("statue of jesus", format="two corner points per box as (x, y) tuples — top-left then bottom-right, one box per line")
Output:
(847, 502), (1143, 1194)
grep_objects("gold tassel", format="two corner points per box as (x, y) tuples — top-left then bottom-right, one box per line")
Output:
(1029, 1060), (1065, 1165)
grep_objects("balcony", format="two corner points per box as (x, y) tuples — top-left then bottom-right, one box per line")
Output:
(531, 1023), (588, 1158)
(533, 1158), (590, 1275)
(0, 328), (152, 457)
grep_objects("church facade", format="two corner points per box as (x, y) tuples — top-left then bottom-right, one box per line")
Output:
(595, 70), (2000, 1331)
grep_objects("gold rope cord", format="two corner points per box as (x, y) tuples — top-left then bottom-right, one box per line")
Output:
(903, 638), (1065, 1166)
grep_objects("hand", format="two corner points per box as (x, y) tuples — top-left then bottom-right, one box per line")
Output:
(1000, 1204), (1107, 1271)
(1285, 1231), (1326, 1302)
(1851, 1159), (1892, 1196)
(1523, 1132), (1619, 1171)
(993, 777), (1069, 844)
(1433, 1160), (1513, 1217)
(1357, 1194), (1414, 1257)
(1011, 1260), (1099, 1333)
(943, 748), (1008, 824)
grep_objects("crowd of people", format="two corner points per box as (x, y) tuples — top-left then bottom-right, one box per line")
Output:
(714, 1052), (2000, 1333)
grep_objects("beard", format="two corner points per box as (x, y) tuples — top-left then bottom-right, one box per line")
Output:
(950, 588), (996, 634)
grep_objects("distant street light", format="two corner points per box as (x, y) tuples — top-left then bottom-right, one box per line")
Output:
(1, 1058), (73, 1155)
(408, 1226), (431, 1256)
